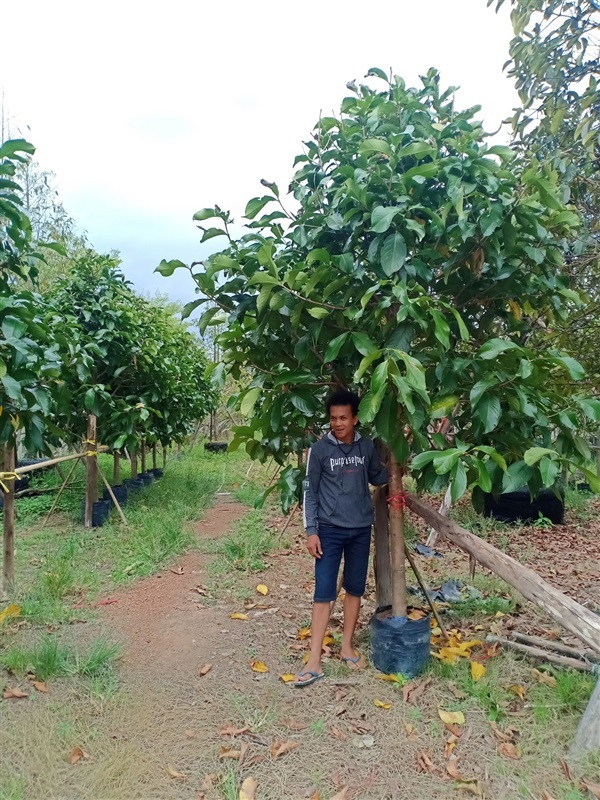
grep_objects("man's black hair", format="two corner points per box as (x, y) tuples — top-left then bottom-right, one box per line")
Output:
(326, 389), (360, 416)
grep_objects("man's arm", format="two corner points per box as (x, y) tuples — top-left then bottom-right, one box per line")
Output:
(368, 441), (389, 486)
(303, 445), (321, 535)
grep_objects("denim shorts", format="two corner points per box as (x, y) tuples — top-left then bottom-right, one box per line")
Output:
(314, 525), (372, 603)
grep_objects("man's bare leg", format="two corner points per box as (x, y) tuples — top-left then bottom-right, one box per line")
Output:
(340, 593), (365, 666)
(295, 601), (329, 683)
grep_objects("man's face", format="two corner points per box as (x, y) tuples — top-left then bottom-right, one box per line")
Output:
(329, 404), (358, 443)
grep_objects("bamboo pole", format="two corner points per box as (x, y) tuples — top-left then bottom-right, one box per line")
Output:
(41, 455), (83, 528)
(84, 414), (98, 528)
(97, 462), (127, 526)
(140, 439), (146, 474)
(13, 451), (84, 475)
(388, 449), (407, 618)
(152, 444), (157, 470)
(2, 443), (16, 591)
(113, 452), (120, 485)
(404, 544), (449, 639)
(406, 492), (600, 655)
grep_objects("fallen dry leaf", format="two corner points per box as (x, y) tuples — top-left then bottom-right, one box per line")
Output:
(197, 663), (213, 677)
(490, 722), (520, 743)
(559, 759), (573, 781)
(580, 778), (600, 799)
(280, 673), (295, 683)
(230, 612), (249, 621)
(498, 742), (521, 760)
(445, 723), (464, 738)
(219, 742), (249, 762)
(270, 739), (299, 759)
(335, 689), (348, 701)
(438, 709), (465, 725)
(531, 668), (557, 688)
(403, 677), (432, 704)
(455, 780), (483, 797)
(330, 789), (349, 800)
(218, 725), (251, 736)
(31, 681), (48, 693)
(239, 776), (258, 800)
(280, 718), (309, 731)
(470, 661), (486, 682)
(250, 660), (269, 673)
(165, 764), (186, 780)
(507, 684), (525, 701)
(193, 585), (208, 596)
(69, 746), (88, 765)
(446, 758), (464, 780)
(329, 725), (347, 742)
(445, 733), (459, 758)
(0, 603), (21, 625)
(407, 608), (427, 620)
(3, 686), (28, 699)
(170, 565), (184, 575)
(244, 754), (265, 769)
(201, 773), (219, 792)
(374, 699), (392, 710)
(540, 792), (558, 800)
(256, 584), (269, 596)
(417, 750), (440, 775)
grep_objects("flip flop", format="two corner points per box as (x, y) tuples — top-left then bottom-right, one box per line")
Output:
(293, 670), (324, 688)
(341, 654), (366, 670)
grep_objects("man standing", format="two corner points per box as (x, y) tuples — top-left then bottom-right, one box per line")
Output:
(294, 390), (388, 687)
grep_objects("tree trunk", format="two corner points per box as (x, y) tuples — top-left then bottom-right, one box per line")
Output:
(569, 677), (600, 758)
(84, 414), (98, 528)
(163, 446), (167, 468)
(140, 439), (146, 474)
(113, 452), (120, 485)
(2, 442), (16, 591)
(373, 485), (392, 609)
(406, 493), (600, 655)
(130, 448), (138, 479)
(388, 449), (407, 618)
(152, 444), (158, 470)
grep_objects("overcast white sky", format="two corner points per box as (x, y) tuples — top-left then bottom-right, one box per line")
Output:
(1, 0), (517, 304)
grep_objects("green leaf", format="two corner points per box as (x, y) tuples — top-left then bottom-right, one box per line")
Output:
(1, 315), (27, 339)
(410, 451), (437, 470)
(371, 206), (404, 234)
(470, 377), (496, 407)
(366, 67), (389, 81)
(155, 259), (187, 277)
(352, 332), (379, 356)
(486, 144), (515, 160)
(193, 208), (219, 221)
(380, 233), (407, 276)
(0, 357), (6, 379)
(578, 398), (600, 422)
(550, 355), (585, 381)
(478, 338), (521, 359)
(398, 142), (434, 159)
(307, 307), (329, 319)
(430, 310), (450, 349)
(0, 139), (35, 159)
(240, 387), (261, 417)
(523, 447), (556, 466)
(433, 449), (462, 475)
(324, 333), (349, 362)
(430, 395), (459, 419)
(1, 375), (22, 402)
(578, 467), (600, 494)
(539, 457), (559, 488)
(244, 196), (273, 219)
(475, 459), (492, 493)
(449, 308), (469, 341)
(502, 460), (533, 493)
(354, 350), (383, 382)
(451, 460), (467, 502)
(477, 395), (501, 433)
(359, 138), (392, 157)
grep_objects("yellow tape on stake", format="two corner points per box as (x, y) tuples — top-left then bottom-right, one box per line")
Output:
(0, 471), (18, 493)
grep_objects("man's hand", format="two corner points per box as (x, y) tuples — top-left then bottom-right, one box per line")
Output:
(306, 534), (323, 559)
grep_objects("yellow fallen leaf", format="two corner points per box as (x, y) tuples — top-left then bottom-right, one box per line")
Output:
(374, 699), (392, 709)
(256, 584), (268, 596)
(438, 709), (465, 725)
(377, 673), (400, 683)
(302, 653), (310, 665)
(297, 627), (311, 640)
(508, 684), (525, 701)
(280, 673), (295, 683)
(531, 668), (557, 688)
(165, 764), (186, 780)
(230, 612), (249, 620)
(239, 776), (258, 800)
(407, 608), (427, 620)
(250, 660), (269, 673)
(471, 661), (486, 682)
(322, 635), (335, 646)
(431, 626), (442, 637)
(0, 603), (20, 625)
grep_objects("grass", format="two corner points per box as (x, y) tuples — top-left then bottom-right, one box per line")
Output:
(210, 509), (277, 574)
(2, 446), (261, 625)
(1, 634), (121, 681)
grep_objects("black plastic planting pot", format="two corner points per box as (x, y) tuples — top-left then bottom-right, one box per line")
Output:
(80, 499), (111, 527)
(480, 486), (564, 524)
(204, 442), (227, 453)
(103, 484), (129, 507)
(150, 468), (164, 479)
(370, 609), (431, 678)
(123, 477), (144, 494)
(138, 471), (155, 486)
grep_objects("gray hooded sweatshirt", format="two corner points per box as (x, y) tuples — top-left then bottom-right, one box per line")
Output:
(303, 431), (389, 535)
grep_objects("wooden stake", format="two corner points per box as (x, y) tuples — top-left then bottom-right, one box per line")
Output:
(97, 462), (127, 526)
(509, 631), (600, 663)
(113, 451), (120, 485)
(278, 503), (299, 539)
(140, 439), (146, 474)
(486, 635), (596, 672)
(42, 455), (83, 528)
(2, 443), (16, 591)
(407, 492), (600, 655)
(152, 444), (157, 470)
(388, 449), (407, 618)
(130, 447), (138, 479)
(404, 544), (449, 640)
(84, 414), (98, 529)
